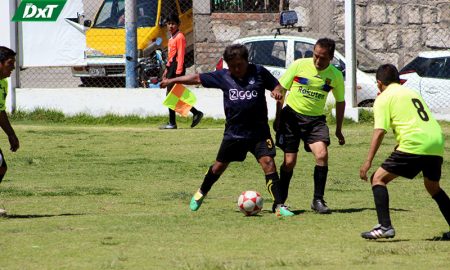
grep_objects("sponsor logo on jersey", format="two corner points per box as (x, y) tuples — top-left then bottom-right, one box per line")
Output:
(229, 89), (258, 100)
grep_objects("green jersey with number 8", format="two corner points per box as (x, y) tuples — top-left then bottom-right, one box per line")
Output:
(373, 83), (444, 157)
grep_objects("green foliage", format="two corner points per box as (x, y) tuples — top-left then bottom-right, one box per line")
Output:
(0, 119), (449, 269)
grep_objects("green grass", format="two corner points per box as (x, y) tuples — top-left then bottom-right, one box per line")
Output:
(0, 112), (449, 269)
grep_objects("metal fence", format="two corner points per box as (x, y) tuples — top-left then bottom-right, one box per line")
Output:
(16, 0), (450, 115)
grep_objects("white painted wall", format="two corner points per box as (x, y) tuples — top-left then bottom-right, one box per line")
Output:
(15, 87), (281, 119)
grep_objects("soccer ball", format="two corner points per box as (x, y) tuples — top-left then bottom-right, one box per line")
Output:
(237, 190), (263, 216)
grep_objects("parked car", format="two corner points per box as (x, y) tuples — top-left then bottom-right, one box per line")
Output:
(400, 51), (450, 114)
(66, 0), (193, 87)
(215, 35), (378, 107)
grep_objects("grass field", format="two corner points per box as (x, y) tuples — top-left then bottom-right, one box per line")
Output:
(0, 114), (449, 269)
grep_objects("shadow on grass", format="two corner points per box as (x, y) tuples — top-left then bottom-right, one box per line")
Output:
(425, 236), (450, 241)
(332, 207), (409, 213)
(259, 209), (306, 215)
(5, 213), (84, 219)
(365, 239), (411, 243)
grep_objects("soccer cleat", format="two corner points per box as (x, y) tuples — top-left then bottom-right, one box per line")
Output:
(189, 190), (205, 211)
(159, 123), (177, 129)
(191, 111), (204, 128)
(275, 204), (294, 217)
(311, 199), (331, 214)
(0, 208), (7, 217)
(442, 231), (450, 240)
(361, 224), (396, 239)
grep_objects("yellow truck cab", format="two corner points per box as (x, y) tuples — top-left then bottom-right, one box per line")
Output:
(69, 0), (193, 86)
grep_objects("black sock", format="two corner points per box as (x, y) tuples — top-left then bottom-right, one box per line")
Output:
(169, 109), (176, 125)
(432, 189), (450, 227)
(265, 172), (282, 206)
(199, 166), (221, 195)
(313, 165), (328, 200)
(372, 185), (392, 228)
(279, 165), (293, 204)
(190, 107), (199, 115)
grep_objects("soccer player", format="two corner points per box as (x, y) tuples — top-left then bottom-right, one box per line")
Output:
(160, 44), (294, 217)
(360, 64), (450, 240)
(0, 46), (20, 217)
(160, 13), (203, 129)
(274, 38), (345, 214)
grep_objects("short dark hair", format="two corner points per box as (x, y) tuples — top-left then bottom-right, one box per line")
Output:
(314, 38), (335, 58)
(165, 13), (180, 25)
(376, 64), (400, 85)
(223, 44), (248, 63)
(0, 46), (16, 63)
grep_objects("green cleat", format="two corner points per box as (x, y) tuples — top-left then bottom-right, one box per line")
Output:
(189, 190), (205, 211)
(275, 204), (295, 217)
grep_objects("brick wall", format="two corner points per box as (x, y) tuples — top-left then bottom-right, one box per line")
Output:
(193, 0), (450, 72)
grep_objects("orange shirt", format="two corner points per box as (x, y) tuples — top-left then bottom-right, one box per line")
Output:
(167, 31), (186, 75)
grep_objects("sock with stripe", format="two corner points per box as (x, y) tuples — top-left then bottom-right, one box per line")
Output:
(372, 185), (392, 228)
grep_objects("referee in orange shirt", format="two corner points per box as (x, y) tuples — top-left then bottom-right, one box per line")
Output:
(160, 13), (203, 129)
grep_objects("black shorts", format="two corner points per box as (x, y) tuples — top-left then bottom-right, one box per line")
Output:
(276, 105), (330, 153)
(216, 137), (276, 163)
(381, 150), (443, 181)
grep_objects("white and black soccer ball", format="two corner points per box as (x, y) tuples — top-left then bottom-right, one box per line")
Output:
(237, 190), (263, 216)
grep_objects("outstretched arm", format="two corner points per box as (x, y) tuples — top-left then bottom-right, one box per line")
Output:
(160, 74), (201, 88)
(359, 129), (385, 181)
(0, 111), (19, 152)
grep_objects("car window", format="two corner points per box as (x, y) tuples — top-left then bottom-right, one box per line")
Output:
(423, 57), (448, 79)
(441, 58), (450, 79)
(294, 41), (313, 59)
(245, 40), (287, 68)
(179, 0), (192, 13)
(400, 57), (431, 77)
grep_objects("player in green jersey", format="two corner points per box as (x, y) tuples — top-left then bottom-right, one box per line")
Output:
(360, 64), (450, 240)
(0, 46), (20, 217)
(274, 38), (346, 214)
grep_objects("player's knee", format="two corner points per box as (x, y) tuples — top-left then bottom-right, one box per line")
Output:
(424, 179), (440, 196)
(211, 162), (227, 175)
(314, 151), (328, 164)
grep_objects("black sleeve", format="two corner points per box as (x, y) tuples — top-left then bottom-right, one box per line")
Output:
(199, 70), (224, 89)
(259, 66), (279, 91)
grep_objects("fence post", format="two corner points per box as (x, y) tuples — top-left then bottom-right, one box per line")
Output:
(125, 0), (138, 88)
(344, 0), (359, 121)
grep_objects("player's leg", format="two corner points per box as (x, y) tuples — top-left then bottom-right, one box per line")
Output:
(308, 141), (330, 214)
(361, 167), (397, 239)
(279, 153), (297, 204)
(190, 139), (244, 211)
(253, 138), (293, 216)
(0, 152), (7, 217)
(422, 156), (450, 239)
(190, 161), (229, 211)
(275, 106), (301, 205)
(257, 156), (293, 217)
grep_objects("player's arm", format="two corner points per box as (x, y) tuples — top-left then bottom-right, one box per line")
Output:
(273, 85), (287, 132)
(335, 101), (346, 145)
(0, 111), (19, 152)
(359, 129), (385, 181)
(160, 73), (201, 88)
(175, 35), (186, 75)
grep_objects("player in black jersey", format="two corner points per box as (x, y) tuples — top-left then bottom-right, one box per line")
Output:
(160, 44), (294, 216)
